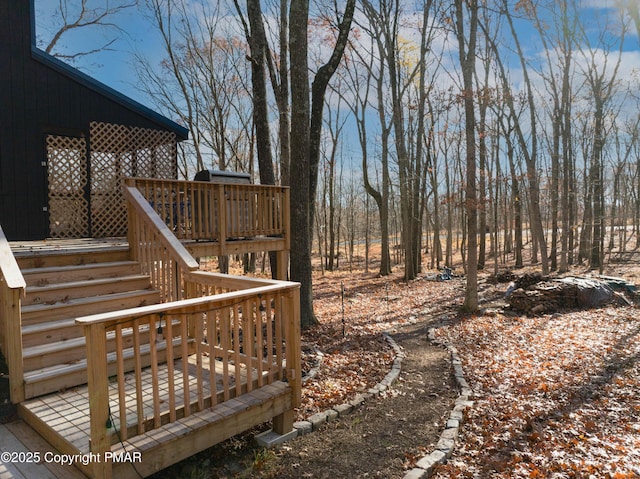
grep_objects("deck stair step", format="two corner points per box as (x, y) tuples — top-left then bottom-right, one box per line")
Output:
(14, 245), (130, 269)
(23, 274), (153, 306)
(23, 337), (189, 400)
(21, 289), (161, 327)
(21, 260), (140, 286)
(11, 243), (168, 400)
(22, 319), (181, 372)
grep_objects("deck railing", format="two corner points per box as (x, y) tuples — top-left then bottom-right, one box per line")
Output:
(77, 281), (300, 442)
(81, 179), (300, 479)
(0, 225), (26, 403)
(128, 178), (289, 243)
(124, 184), (199, 301)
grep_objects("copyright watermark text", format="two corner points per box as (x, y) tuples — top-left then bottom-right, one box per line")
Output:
(1, 451), (142, 466)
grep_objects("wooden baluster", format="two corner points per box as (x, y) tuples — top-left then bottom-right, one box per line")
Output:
(233, 303), (242, 396)
(265, 293), (274, 384)
(165, 315), (176, 422)
(133, 319), (145, 434)
(195, 313), (204, 411)
(274, 294), (284, 380)
(256, 296), (264, 387)
(243, 298), (253, 393)
(150, 316), (161, 429)
(175, 182), (182, 238)
(180, 315), (191, 416)
(207, 311), (217, 407)
(188, 182), (196, 239)
(221, 306), (231, 402)
(115, 324), (128, 441)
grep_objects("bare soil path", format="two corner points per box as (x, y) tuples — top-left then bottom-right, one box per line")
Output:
(150, 315), (458, 479)
(256, 319), (457, 479)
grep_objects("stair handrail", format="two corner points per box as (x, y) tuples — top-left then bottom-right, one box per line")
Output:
(124, 182), (199, 273)
(0, 224), (26, 403)
(0, 225), (25, 290)
(124, 181), (198, 302)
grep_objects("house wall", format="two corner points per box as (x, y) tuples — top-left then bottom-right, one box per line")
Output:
(0, 1), (187, 240)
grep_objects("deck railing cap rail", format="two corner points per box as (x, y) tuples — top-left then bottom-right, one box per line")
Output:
(123, 184), (200, 271)
(129, 177), (289, 191)
(0, 225), (26, 290)
(75, 280), (300, 326)
(184, 270), (290, 288)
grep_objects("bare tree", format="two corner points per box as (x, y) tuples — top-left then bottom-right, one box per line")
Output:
(38, 0), (137, 62)
(454, 0), (479, 311)
(340, 15), (393, 276)
(135, 0), (253, 178)
(361, 0), (439, 281)
(289, 0), (356, 328)
(577, 14), (626, 272)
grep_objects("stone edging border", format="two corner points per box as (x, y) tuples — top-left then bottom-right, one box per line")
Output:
(402, 327), (475, 479)
(291, 332), (406, 435)
(257, 325), (474, 479)
(256, 332), (405, 447)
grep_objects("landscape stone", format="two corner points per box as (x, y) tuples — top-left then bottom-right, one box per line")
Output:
(293, 421), (312, 435)
(415, 449), (446, 472)
(255, 428), (298, 448)
(446, 418), (459, 429)
(436, 437), (455, 457)
(325, 409), (339, 422)
(403, 467), (428, 479)
(333, 403), (353, 416)
(308, 411), (328, 430)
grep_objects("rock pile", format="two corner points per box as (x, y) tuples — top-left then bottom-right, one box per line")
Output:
(507, 276), (615, 315)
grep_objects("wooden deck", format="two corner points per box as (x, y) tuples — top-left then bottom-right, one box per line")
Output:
(0, 178), (300, 479)
(8, 238), (129, 255)
(0, 421), (86, 479)
(19, 354), (268, 455)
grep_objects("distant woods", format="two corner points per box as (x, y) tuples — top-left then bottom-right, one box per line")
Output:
(41, 0), (640, 321)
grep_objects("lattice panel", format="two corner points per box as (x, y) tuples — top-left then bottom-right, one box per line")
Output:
(47, 135), (89, 238)
(129, 125), (177, 179)
(89, 122), (177, 237)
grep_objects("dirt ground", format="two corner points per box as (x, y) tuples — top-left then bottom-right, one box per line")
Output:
(255, 320), (457, 479)
(151, 316), (458, 479)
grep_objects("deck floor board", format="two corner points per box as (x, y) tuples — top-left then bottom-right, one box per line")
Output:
(0, 421), (86, 479)
(20, 355), (266, 454)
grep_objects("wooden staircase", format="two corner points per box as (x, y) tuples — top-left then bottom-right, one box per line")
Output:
(14, 245), (161, 399)
(0, 180), (300, 479)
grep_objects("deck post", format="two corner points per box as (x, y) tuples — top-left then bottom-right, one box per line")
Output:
(273, 285), (301, 435)
(1, 285), (25, 403)
(0, 226), (26, 404)
(125, 178), (139, 263)
(275, 251), (288, 281)
(85, 323), (112, 479)
(217, 184), (227, 254)
(283, 188), (290, 252)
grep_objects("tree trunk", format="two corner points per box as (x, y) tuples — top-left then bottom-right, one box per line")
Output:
(244, 0), (279, 279)
(288, 0), (316, 329)
(456, 0), (479, 312)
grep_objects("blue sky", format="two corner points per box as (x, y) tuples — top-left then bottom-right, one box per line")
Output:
(33, 1), (639, 106)
(34, 0), (163, 109)
(32, 0), (639, 150)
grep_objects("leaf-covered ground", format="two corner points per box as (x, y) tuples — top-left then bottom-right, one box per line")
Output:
(297, 268), (462, 418)
(433, 307), (640, 478)
(152, 259), (640, 478)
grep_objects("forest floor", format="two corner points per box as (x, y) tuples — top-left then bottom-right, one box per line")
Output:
(153, 254), (640, 479)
